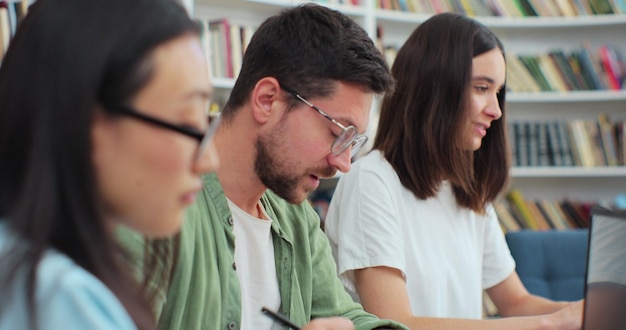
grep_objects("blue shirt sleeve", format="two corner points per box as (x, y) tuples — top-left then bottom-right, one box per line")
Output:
(0, 246), (137, 330)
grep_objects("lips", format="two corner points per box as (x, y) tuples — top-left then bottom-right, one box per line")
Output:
(182, 182), (203, 204)
(475, 122), (489, 137)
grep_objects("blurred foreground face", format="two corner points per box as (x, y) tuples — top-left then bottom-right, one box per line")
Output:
(92, 34), (218, 237)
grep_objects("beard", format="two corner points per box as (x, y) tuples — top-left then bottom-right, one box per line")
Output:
(254, 128), (336, 204)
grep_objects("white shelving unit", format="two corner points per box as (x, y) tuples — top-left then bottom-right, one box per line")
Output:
(193, 0), (626, 202)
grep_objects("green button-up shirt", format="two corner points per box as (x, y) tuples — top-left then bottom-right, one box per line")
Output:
(120, 173), (406, 330)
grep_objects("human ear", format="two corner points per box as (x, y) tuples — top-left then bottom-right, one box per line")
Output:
(250, 77), (281, 124)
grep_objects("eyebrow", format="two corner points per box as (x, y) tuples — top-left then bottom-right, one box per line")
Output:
(472, 75), (495, 83)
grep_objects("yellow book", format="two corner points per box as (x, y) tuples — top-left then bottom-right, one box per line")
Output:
(506, 189), (538, 230)
(525, 200), (552, 230)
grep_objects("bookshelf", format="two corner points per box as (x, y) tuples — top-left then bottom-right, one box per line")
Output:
(191, 0), (626, 206)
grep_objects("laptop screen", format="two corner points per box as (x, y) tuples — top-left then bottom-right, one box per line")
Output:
(582, 206), (626, 330)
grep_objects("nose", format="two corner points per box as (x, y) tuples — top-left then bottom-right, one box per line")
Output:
(485, 95), (502, 120)
(194, 140), (219, 174)
(328, 148), (352, 173)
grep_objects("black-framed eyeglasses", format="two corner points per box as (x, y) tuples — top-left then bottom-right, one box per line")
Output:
(280, 84), (368, 158)
(102, 103), (221, 162)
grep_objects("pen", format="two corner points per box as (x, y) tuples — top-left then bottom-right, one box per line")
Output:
(261, 306), (301, 329)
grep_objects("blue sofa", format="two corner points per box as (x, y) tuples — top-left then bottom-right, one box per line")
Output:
(505, 229), (589, 301)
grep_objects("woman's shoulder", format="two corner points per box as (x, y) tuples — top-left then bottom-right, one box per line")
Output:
(350, 150), (396, 177)
(0, 225), (136, 329)
(339, 150), (400, 190)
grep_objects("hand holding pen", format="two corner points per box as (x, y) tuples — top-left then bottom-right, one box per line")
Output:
(261, 307), (354, 330)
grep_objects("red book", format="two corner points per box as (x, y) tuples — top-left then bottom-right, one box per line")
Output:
(598, 45), (622, 90)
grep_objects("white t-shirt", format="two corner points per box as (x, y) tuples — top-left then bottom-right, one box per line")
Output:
(228, 199), (281, 329)
(325, 150), (515, 319)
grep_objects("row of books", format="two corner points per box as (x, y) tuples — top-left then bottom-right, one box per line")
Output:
(506, 44), (625, 93)
(378, 41), (625, 92)
(508, 116), (626, 168)
(200, 18), (256, 80)
(0, 1), (29, 61)
(495, 189), (600, 232)
(375, 0), (626, 16)
(199, 16), (626, 94)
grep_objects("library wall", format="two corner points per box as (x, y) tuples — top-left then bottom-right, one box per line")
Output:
(193, 0), (626, 232)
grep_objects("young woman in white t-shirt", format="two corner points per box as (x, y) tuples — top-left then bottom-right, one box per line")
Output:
(325, 12), (583, 330)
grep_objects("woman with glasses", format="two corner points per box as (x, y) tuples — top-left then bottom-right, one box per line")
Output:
(325, 13), (583, 329)
(0, 0), (218, 328)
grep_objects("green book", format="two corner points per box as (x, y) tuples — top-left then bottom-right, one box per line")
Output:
(518, 55), (552, 91)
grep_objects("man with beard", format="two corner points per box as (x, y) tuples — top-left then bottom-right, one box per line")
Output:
(119, 4), (403, 330)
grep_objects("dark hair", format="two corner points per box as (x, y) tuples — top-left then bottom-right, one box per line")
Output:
(0, 0), (200, 328)
(223, 3), (393, 118)
(373, 12), (509, 213)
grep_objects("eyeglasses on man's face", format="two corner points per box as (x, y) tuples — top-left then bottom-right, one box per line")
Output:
(102, 103), (221, 163)
(280, 84), (367, 158)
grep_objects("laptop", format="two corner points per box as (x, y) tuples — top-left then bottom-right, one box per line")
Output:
(582, 206), (626, 330)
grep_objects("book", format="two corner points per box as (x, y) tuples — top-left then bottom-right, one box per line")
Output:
(528, 0), (562, 15)
(518, 54), (553, 91)
(556, 121), (575, 166)
(537, 53), (569, 91)
(514, 121), (530, 166)
(565, 52), (591, 90)
(571, 0), (594, 14)
(597, 113), (619, 166)
(549, 50), (582, 90)
(537, 199), (569, 230)
(198, 20), (213, 81)
(598, 45), (623, 90)
(526, 121), (539, 166)
(584, 120), (607, 167)
(525, 199), (552, 230)
(241, 25), (255, 56)
(517, 0), (539, 15)
(616, 120), (626, 165)
(554, 0), (579, 15)
(611, 0), (626, 13)
(546, 121), (563, 166)
(209, 18), (233, 78)
(229, 23), (243, 79)
(506, 189), (538, 230)
(536, 122), (550, 166)
(559, 200), (588, 228)
(501, 0), (526, 16)
(494, 201), (522, 232)
(577, 43), (605, 90)
(589, 0), (615, 13)
(506, 52), (542, 92)
(567, 119), (595, 167)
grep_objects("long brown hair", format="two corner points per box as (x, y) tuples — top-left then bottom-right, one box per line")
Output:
(373, 13), (510, 213)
